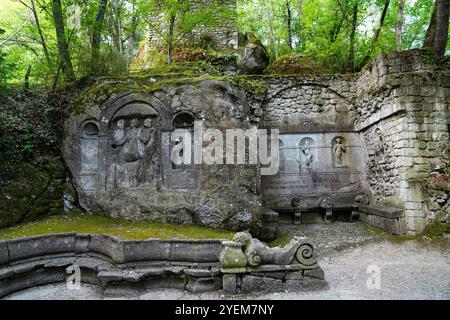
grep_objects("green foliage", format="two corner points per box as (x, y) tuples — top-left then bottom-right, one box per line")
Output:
(0, 91), (64, 165)
(238, 0), (446, 72)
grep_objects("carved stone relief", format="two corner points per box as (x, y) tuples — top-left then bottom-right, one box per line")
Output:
(332, 136), (348, 168)
(107, 104), (159, 189)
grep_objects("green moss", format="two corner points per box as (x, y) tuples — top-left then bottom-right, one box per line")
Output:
(370, 220), (450, 249)
(267, 54), (330, 76)
(266, 232), (291, 247)
(232, 76), (268, 96)
(0, 211), (234, 241)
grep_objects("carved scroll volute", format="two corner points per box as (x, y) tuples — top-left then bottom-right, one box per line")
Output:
(295, 242), (317, 266)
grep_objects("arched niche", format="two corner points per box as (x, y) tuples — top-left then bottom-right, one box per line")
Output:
(80, 121), (99, 174)
(171, 112), (195, 169)
(172, 112), (195, 130)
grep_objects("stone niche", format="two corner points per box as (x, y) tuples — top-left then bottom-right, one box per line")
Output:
(262, 132), (369, 214)
(63, 80), (261, 232)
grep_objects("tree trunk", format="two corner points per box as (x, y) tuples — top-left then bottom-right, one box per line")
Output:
(423, 2), (437, 49)
(29, 0), (51, 66)
(286, 0), (293, 50)
(371, 0), (390, 47)
(267, 1), (278, 58)
(360, 0), (390, 67)
(91, 0), (109, 72)
(348, 1), (358, 70)
(434, 0), (450, 61)
(167, 14), (176, 64)
(24, 65), (31, 94)
(52, 0), (75, 81)
(396, 0), (404, 50)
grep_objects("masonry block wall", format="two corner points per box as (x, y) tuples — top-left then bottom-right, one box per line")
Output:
(354, 49), (450, 234)
(259, 49), (449, 235)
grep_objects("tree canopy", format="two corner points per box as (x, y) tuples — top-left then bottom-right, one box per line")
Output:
(0, 0), (448, 90)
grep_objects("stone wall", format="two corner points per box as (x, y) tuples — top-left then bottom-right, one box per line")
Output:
(63, 49), (448, 236)
(63, 80), (261, 232)
(258, 49), (449, 234)
(353, 50), (450, 233)
(147, 0), (237, 50)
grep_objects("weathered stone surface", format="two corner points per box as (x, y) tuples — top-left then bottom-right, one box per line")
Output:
(170, 240), (221, 263)
(186, 277), (221, 293)
(88, 234), (124, 263)
(122, 240), (171, 263)
(303, 267), (325, 280)
(240, 275), (283, 293)
(0, 241), (9, 266)
(358, 206), (404, 219)
(63, 81), (261, 232)
(236, 35), (269, 74)
(222, 273), (237, 294)
(7, 234), (76, 263)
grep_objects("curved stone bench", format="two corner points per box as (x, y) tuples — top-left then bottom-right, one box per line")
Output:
(0, 233), (326, 298)
(0, 233), (223, 298)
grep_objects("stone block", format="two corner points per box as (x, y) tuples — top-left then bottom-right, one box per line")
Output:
(0, 241), (9, 266)
(303, 267), (325, 280)
(240, 275), (283, 294)
(8, 234), (76, 263)
(143, 276), (186, 291)
(74, 234), (90, 254)
(121, 240), (171, 263)
(222, 274), (237, 294)
(169, 240), (221, 263)
(186, 277), (221, 293)
(285, 271), (303, 280)
(88, 234), (123, 263)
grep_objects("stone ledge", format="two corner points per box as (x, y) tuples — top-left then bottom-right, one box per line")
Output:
(358, 205), (404, 219)
(358, 207), (407, 235)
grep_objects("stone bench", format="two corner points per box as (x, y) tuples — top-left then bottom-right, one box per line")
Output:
(357, 205), (407, 235)
(0, 232), (326, 298)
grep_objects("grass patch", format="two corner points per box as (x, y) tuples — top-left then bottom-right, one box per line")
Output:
(0, 212), (234, 241)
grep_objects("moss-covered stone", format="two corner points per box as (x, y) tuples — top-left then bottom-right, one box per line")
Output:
(0, 156), (65, 228)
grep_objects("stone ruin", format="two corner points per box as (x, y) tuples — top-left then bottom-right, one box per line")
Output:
(64, 49), (450, 239)
(146, 0), (238, 50)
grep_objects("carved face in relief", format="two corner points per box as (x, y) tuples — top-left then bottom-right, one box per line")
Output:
(116, 119), (125, 130)
(144, 118), (153, 128)
(130, 118), (139, 128)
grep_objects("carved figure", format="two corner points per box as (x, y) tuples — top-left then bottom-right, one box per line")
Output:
(374, 128), (385, 166)
(111, 117), (157, 187)
(302, 146), (314, 167)
(333, 137), (347, 167)
(233, 231), (317, 267)
(139, 118), (157, 182)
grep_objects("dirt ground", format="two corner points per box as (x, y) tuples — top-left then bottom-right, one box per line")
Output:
(4, 222), (450, 300)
